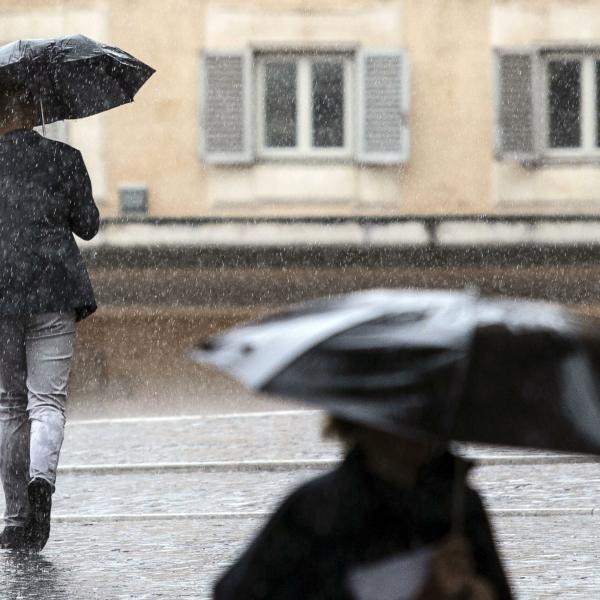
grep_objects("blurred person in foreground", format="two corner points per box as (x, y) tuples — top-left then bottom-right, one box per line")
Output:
(0, 87), (99, 551)
(214, 416), (513, 600)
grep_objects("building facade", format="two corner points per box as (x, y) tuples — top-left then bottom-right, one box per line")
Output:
(2, 0), (600, 411)
(3, 0), (600, 219)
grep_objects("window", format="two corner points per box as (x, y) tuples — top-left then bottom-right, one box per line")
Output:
(201, 48), (409, 165)
(496, 48), (600, 161)
(544, 53), (600, 155)
(256, 53), (353, 159)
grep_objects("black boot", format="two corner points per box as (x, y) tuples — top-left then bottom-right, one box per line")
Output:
(0, 526), (27, 550)
(26, 478), (52, 552)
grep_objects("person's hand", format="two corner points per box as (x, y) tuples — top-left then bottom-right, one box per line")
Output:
(416, 535), (496, 600)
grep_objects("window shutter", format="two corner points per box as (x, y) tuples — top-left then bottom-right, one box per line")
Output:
(200, 50), (253, 164)
(356, 49), (409, 164)
(495, 50), (541, 160)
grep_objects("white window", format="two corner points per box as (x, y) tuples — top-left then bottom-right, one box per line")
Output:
(496, 48), (600, 161)
(201, 48), (409, 165)
(256, 53), (353, 159)
(543, 53), (600, 156)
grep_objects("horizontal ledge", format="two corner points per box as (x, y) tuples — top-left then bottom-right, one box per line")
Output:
(57, 459), (337, 475)
(491, 507), (600, 517)
(87, 305), (262, 320)
(67, 409), (320, 427)
(50, 507), (600, 523)
(460, 453), (600, 465)
(82, 222), (429, 248)
(77, 219), (600, 250)
(100, 216), (600, 225)
(51, 512), (269, 523)
(56, 453), (600, 475)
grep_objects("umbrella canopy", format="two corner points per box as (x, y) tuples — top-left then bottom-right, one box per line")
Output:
(192, 289), (600, 454)
(0, 35), (154, 126)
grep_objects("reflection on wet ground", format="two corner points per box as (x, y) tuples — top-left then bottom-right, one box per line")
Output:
(1, 516), (599, 599)
(0, 553), (76, 600)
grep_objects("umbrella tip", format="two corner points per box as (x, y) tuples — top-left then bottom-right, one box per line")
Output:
(200, 339), (215, 351)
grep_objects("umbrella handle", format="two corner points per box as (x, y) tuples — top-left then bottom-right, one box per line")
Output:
(451, 459), (466, 535)
(39, 99), (46, 136)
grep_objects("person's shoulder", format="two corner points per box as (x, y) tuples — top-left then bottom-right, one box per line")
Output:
(287, 462), (349, 503)
(464, 481), (491, 522)
(39, 136), (81, 157)
(274, 461), (356, 532)
(0, 129), (43, 149)
(40, 138), (86, 171)
(274, 470), (335, 514)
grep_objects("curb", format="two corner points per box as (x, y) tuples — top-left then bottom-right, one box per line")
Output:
(50, 507), (600, 524)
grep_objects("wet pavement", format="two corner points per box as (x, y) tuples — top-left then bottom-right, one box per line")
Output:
(1, 462), (600, 517)
(0, 515), (598, 599)
(0, 410), (599, 598)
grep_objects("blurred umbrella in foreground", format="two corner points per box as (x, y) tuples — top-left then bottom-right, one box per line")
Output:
(192, 289), (600, 455)
(0, 34), (155, 126)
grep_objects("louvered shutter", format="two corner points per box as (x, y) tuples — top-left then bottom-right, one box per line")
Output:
(357, 49), (409, 164)
(200, 50), (253, 164)
(495, 50), (540, 160)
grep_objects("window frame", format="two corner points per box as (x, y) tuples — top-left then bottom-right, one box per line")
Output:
(256, 51), (354, 161)
(542, 50), (600, 159)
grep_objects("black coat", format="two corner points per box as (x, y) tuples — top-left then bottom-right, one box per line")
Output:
(214, 449), (513, 600)
(0, 129), (99, 320)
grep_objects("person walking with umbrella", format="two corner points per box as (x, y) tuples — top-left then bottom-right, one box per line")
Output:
(213, 415), (509, 599)
(195, 289), (600, 598)
(0, 35), (153, 551)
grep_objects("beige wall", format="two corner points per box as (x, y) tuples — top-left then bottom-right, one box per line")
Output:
(0, 0), (494, 216)
(2, 0), (600, 216)
(402, 0), (493, 214)
(103, 0), (207, 217)
(492, 0), (600, 46)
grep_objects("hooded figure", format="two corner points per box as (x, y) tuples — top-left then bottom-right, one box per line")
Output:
(0, 88), (99, 551)
(214, 417), (513, 600)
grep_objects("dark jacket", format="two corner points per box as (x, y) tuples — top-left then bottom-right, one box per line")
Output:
(214, 449), (513, 600)
(0, 129), (99, 320)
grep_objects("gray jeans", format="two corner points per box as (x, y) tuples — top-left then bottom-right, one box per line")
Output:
(0, 313), (75, 527)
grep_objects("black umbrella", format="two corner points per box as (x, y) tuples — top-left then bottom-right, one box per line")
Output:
(192, 289), (600, 455)
(0, 34), (154, 126)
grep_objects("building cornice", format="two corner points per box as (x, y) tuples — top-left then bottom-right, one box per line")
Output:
(79, 216), (600, 268)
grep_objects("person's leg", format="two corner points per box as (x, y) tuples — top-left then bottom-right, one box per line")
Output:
(0, 317), (30, 548)
(26, 312), (75, 550)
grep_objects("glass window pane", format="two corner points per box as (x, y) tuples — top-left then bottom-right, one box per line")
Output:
(548, 59), (581, 148)
(312, 61), (344, 148)
(264, 62), (296, 148)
